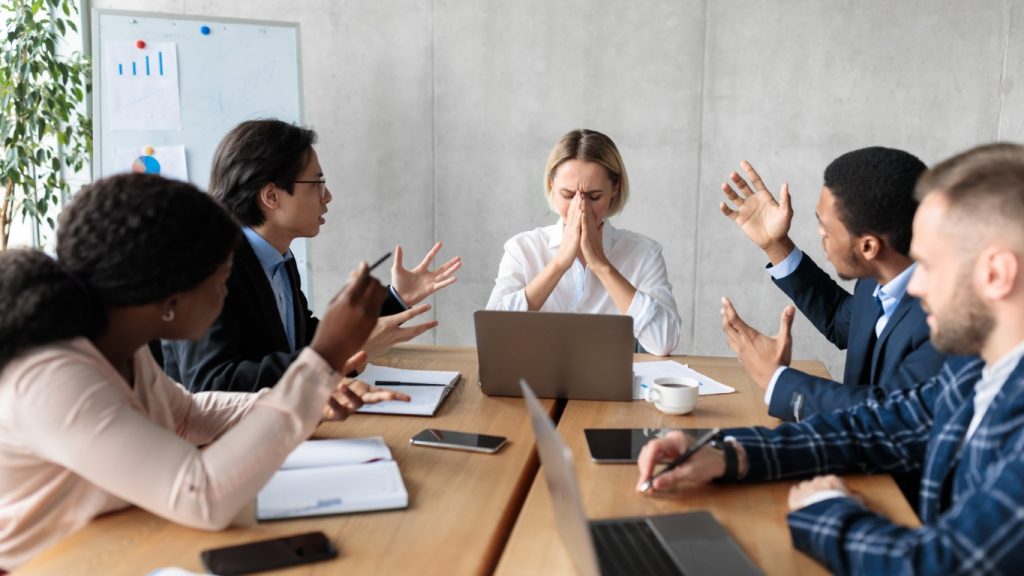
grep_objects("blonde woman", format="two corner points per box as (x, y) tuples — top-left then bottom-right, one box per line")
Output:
(486, 129), (681, 355)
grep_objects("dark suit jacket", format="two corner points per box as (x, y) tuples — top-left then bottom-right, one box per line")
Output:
(727, 356), (1024, 574)
(769, 255), (945, 422)
(162, 239), (405, 393)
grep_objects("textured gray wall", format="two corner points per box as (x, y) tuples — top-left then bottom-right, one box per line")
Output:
(93, 0), (1024, 377)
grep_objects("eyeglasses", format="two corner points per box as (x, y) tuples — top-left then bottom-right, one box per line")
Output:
(293, 177), (328, 199)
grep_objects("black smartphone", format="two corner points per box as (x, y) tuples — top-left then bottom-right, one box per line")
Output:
(200, 531), (337, 575)
(584, 428), (713, 463)
(410, 428), (508, 453)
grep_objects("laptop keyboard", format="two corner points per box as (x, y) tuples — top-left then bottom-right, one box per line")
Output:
(590, 520), (685, 576)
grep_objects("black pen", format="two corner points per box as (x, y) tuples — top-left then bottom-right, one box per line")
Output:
(375, 380), (446, 387)
(639, 427), (721, 493)
(368, 251), (392, 272)
(341, 251), (390, 379)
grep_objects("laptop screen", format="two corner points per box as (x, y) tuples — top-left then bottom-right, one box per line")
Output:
(520, 379), (603, 576)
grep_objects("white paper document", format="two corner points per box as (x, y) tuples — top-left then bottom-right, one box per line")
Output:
(355, 364), (460, 416)
(279, 437), (392, 470)
(103, 41), (181, 131)
(358, 364), (460, 386)
(632, 360), (736, 400)
(257, 437), (408, 520)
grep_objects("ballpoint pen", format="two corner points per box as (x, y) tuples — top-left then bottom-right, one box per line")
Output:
(639, 427), (721, 493)
(368, 251), (392, 272)
(375, 380), (449, 388)
(342, 252), (391, 379)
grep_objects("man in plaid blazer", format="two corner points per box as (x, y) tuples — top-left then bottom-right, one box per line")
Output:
(638, 143), (1024, 575)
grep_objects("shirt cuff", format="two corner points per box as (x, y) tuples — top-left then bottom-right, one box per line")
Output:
(799, 489), (850, 509)
(388, 285), (410, 310)
(626, 290), (678, 356)
(764, 366), (789, 405)
(767, 247), (803, 280)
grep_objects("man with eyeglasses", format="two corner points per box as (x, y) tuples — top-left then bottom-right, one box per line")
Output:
(162, 119), (462, 395)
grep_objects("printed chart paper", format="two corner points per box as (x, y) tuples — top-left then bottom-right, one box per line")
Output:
(111, 145), (188, 182)
(103, 41), (181, 131)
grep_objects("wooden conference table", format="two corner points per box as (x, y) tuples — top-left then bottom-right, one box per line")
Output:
(494, 356), (921, 575)
(17, 346), (918, 575)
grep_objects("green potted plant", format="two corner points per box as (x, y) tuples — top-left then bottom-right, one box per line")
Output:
(1, 0), (90, 251)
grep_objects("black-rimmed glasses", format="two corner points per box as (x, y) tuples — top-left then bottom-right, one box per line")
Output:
(293, 177), (328, 198)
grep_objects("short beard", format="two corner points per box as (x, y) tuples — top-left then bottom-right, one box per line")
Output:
(930, 281), (995, 356)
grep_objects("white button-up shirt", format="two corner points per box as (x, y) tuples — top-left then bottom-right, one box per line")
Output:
(486, 221), (682, 355)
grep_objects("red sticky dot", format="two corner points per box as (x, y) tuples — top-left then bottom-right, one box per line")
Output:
(136, 40), (146, 49)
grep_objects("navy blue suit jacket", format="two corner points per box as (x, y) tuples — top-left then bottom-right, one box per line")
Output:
(769, 255), (945, 421)
(728, 355), (1024, 575)
(162, 239), (405, 393)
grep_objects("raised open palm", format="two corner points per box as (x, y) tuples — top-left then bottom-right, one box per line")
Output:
(719, 160), (794, 249)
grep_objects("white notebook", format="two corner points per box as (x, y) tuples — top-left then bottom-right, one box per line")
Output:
(257, 437), (408, 520)
(355, 364), (460, 416)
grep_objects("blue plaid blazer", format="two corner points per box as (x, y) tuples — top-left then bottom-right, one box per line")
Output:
(725, 355), (1024, 575)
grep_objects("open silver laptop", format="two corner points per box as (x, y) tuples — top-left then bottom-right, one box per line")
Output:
(521, 380), (762, 576)
(475, 310), (633, 400)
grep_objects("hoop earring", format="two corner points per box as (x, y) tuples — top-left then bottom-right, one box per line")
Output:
(161, 309), (175, 322)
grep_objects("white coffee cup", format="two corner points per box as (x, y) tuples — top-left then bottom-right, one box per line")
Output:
(646, 377), (699, 415)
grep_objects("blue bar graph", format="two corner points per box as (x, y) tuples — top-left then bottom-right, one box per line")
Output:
(116, 51), (167, 78)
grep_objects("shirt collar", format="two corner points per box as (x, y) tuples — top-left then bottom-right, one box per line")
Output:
(981, 340), (1024, 384)
(545, 218), (619, 251)
(243, 227), (293, 276)
(872, 262), (916, 318)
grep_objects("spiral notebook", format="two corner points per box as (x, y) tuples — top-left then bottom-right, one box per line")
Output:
(257, 437), (408, 520)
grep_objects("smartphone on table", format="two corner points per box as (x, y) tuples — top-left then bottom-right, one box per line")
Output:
(410, 428), (508, 453)
(584, 428), (714, 463)
(200, 531), (337, 575)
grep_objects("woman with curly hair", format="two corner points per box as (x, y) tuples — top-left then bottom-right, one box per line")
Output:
(0, 173), (394, 569)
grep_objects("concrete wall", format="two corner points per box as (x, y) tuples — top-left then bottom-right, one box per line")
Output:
(92, 0), (1024, 377)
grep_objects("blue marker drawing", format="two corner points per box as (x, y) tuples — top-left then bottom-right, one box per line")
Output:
(158, 52), (164, 75)
(118, 63), (123, 75)
(260, 498), (343, 519)
(131, 62), (136, 76)
(145, 55), (150, 76)
(316, 498), (342, 508)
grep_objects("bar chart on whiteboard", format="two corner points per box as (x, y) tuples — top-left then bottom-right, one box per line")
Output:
(103, 41), (181, 131)
(94, 11), (310, 295)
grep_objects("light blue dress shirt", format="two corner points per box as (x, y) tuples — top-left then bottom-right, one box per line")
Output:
(242, 227), (296, 352)
(871, 261), (916, 337)
(763, 247), (916, 405)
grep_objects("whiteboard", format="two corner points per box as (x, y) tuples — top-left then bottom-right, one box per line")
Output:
(91, 9), (311, 293)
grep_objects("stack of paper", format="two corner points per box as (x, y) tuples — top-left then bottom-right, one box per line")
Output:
(355, 364), (460, 416)
(631, 361), (736, 400)
(257, 437), (408, 520)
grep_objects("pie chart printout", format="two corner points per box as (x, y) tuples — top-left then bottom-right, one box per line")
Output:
(131, 155), (162, 174)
